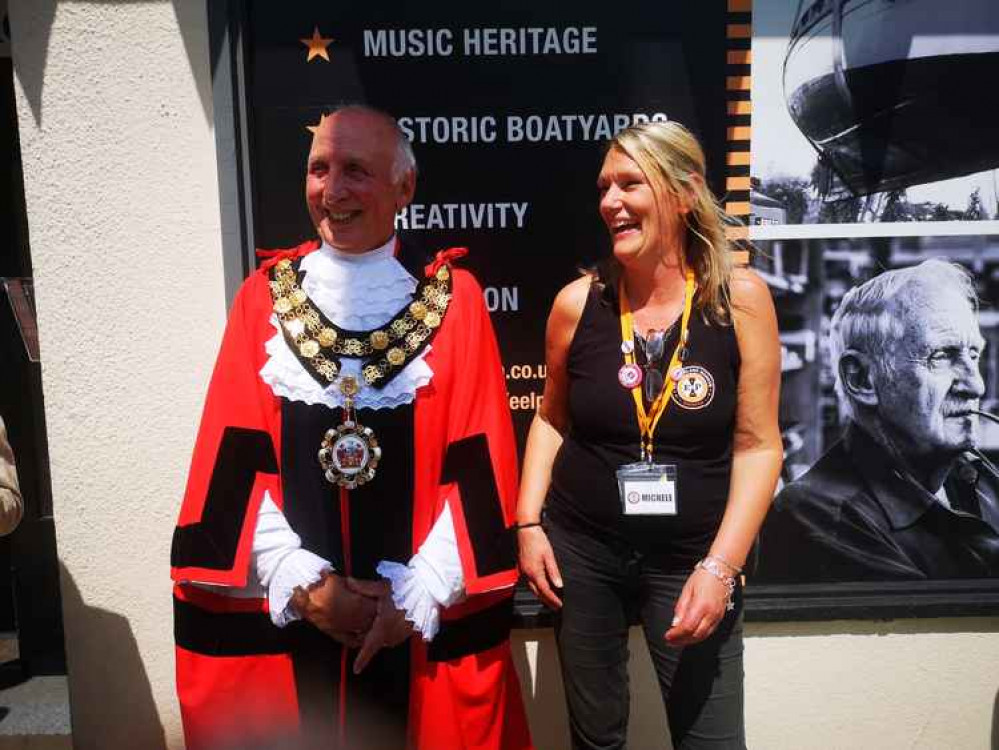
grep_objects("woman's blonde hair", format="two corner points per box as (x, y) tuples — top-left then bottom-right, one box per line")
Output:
(602, 120), (734, 322)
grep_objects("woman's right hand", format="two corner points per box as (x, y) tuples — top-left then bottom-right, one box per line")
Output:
(518, 526), (564, 609)
(515, 277), (588, 612)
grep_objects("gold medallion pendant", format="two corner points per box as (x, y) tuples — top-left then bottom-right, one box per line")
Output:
(272, 253), (455, 488)
(317, 376), (381, 489)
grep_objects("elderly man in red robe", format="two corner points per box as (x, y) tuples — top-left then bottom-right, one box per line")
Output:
(171, 104), (533, 750)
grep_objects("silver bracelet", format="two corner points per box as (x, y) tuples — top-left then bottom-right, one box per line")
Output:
(695, 558), (737, 611)
(703, 553), (742, 575)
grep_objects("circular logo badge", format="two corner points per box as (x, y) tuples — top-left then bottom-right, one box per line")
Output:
(318, 421), (382, 489)
(332, 433), (369, 476)
(627, 491), (640, 505)
(617, 363), (644, 389)
(671, 365), (715, 410)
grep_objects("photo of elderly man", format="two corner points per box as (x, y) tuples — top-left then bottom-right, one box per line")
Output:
(761, 257), (999, 582)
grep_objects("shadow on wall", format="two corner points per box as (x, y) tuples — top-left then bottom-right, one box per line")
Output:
(59, 562), (166, 750)
(9, 0), (214, 127)
(511, 629), (570, 750)
(512, 628), (673, 750)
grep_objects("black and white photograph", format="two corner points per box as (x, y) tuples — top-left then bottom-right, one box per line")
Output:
(753, 233), (999, 590)
(750, 0), (999, 226)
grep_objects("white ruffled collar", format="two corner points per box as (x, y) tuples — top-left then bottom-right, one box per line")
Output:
(316, 238), (395, 263)
(259, 236), (434, 410)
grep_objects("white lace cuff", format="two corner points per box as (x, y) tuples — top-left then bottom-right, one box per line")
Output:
(411, 503), (465, 608)
(375, 502), (465, 641)
(251, 493), (334, 627)
(377, 560), (442, 641)
(268, 549), (333, 628)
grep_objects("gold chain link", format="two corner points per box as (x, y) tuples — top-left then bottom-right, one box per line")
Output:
(269, 257), (452, 386)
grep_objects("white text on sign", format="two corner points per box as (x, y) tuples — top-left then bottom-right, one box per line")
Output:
(395, 203), (528, 230)
(398, 113), (669, 145)
(363, 27), (598, 57)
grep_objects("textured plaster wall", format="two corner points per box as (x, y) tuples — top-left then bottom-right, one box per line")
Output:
(9, 2), (999, 749)
(10, 1), (223, 747)
(744, 619), (999, 749)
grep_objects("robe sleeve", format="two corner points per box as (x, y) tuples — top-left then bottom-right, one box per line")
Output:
(415, 266), (519, 597)
(170, 271), (284, 587)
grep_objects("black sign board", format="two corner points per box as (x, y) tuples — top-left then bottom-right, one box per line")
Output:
(239, 0), (732, 442)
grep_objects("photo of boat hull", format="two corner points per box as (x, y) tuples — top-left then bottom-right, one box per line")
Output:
(783, 0), (999, 198)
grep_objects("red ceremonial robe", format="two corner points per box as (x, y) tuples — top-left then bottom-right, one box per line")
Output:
(171, 240), (533, 750)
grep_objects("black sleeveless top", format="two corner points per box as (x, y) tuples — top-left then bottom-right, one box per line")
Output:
(546, 280), (741, 567)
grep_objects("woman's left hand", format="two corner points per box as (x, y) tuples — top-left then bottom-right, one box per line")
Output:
(664, 567), (730, 646)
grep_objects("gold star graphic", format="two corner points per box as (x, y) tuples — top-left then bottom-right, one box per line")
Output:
(306, 113), (330, 135)
(300, 26), (333, 62)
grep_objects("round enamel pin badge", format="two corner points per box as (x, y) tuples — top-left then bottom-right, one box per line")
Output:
(618, 363), (643, 389)
(671, 365), (715, 410)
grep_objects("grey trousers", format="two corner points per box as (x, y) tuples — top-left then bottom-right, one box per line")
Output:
(548, 518), (746, 750)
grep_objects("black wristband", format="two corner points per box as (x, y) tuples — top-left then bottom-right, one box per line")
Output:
(513, 521), (543, 531)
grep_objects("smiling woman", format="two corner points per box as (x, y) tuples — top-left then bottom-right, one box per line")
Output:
(594, 122), (734, 328)
(516, 121), (783, 750)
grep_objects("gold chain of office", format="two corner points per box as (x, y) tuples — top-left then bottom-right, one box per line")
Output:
(269, 257), (453, 387)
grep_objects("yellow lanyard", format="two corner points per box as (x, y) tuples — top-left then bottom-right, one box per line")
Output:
(618, 271), (696, 460)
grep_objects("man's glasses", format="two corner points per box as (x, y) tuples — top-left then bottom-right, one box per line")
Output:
(639, 328), (666, 402)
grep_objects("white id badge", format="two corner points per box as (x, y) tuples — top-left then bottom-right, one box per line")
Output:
(616, 462), (678, 516)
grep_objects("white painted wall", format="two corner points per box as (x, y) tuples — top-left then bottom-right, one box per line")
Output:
(10, 2), (999, 749)
(10, 1), (224, 747)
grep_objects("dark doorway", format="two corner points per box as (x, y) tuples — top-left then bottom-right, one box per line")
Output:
(1, 5), (65, 678)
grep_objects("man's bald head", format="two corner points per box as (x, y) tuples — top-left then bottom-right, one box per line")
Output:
(305, 106), (416, 253)
(317, 104), (417, 182)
